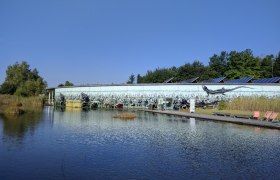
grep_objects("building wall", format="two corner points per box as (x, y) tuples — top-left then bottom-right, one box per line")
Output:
(55, 84), (280, 106)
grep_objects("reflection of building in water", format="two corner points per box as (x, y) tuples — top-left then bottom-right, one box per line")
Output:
(190, 118), (196, 131)
(65, 107), (83, 112)
(47, 106), (54, 121)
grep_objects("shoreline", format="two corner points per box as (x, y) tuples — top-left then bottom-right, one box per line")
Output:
(142, 109), (280, 130)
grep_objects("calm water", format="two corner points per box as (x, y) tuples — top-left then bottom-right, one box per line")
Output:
(0, 107), (280, 179)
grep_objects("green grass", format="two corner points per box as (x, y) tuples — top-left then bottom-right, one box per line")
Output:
(196, 108), (253, 116)
(195, 96), (280, 120)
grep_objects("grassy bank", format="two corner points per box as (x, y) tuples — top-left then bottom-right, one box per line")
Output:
(0, 95), (44, 115)
(194, 96), (280, 119)
(223, 96), (280, 112)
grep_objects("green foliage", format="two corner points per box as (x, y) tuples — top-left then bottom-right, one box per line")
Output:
(138, 67), (177, 83)
(260, 55), (274, 78)
(0, 82), (17, 94)
(58, 81), (74, 87)
(64, 81), (74, 86)
(0, 61), (47, 96)
(133, 49), (280, 83)
(137, 62), (215, 83)
(174, 61), (214, 82)
(209, 51), (228, 77)
(224, 49), (261, 79)
(127, 74), (135, 84)
(218, 100), (227, 110)
(136, 74), (142, 84)
(274, 52), (280, 77)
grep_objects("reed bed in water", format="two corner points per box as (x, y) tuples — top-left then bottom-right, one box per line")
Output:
(0, 95), (44, 114)
(112, 112), (136, 120)
(224, 96), (280, 112)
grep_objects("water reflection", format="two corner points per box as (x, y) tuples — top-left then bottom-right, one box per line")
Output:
(189, 117), (196, 132)
(0, 112), (43, 142)
(0, 108), (280, 179)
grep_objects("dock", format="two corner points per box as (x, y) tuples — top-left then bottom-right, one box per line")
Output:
(142, 110), (280, 130)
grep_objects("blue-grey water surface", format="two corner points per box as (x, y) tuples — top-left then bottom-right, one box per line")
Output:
(0, 107), (280, 179)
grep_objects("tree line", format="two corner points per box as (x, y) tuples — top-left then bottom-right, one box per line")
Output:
(0, 61), (47, 96)
(0, 61), (76, 97)
(128, 49), (280, 83)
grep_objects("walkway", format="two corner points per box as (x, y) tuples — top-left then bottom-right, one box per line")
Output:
(143, 110), (280, 130)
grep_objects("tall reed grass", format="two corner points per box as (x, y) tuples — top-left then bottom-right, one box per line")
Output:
(224, 96), (280, 112)
(0, 95), (44, 114)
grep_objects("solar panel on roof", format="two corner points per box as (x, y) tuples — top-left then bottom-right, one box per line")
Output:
(180, 77), (199, 83)
(203, 77), (226, 83)
(225, 76), (253, 83)
(163, 77), (174, 83)
(252, 77), (280, 83)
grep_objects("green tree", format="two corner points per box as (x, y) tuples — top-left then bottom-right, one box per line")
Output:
(133, 49), (279, 83)
(260, 55), (274, 78)
(136, 74), (142, 84)
(0, 61), (47, 96)
(127, 74), (135, 84)
(138, 67), (177, 83)
(174, 61), (213, 82)
(57, 81), (74, 87)
(64, 81), (74, 86)
(209, 51), (228, 77)
(0, 82), (17, 94)
(224, 49), (261, 79)
(273, 52), (280, 77)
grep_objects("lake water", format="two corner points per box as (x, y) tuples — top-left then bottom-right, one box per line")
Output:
(0, 107), (280, 179)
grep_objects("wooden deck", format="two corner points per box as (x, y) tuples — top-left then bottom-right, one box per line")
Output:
(142, 110), (280, 130)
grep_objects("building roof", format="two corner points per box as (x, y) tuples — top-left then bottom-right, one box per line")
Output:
(163, 77), (174, 83)
(252, 77), (280, 83)
(179, 77), (199, 83)
(224, 76), (254, 83)
(202, 77), (226, 83)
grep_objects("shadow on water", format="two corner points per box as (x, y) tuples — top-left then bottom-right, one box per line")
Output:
(0, 111), (43, 141)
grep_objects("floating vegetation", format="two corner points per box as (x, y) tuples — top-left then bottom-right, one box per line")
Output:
(112, 112), (136, 120)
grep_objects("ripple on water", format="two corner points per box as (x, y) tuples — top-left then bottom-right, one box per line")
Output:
(1, 110), (280, 179)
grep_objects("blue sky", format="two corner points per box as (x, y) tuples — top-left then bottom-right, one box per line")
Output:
(0, 0), (279, 87)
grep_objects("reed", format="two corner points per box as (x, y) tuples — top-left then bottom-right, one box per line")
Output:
(223, 96), (280, 112)
(112, 112), (136, 120)
(0, 95), (44, 115)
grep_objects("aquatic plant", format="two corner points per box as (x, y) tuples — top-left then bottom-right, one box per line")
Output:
(112, 112), (136, 120)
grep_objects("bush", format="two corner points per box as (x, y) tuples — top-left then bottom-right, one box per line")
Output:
(224, 96), (280, 112)
(218, 100), (227, 110)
